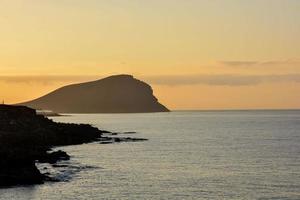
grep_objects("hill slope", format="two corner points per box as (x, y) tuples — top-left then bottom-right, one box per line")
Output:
(19, 75), (169, 113)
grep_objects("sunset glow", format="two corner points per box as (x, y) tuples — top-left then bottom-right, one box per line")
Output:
(1, 0), (299, 109)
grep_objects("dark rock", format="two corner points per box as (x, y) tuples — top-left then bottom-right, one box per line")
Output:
(0, 162), (44, 187)
(99, 141), (114, 144)
(0, 105), (103, 187)
(122, 137), (148, 142)
(0, 105), (148, 187)
(52, 164), (69, 168)
(38, 150), (70, 164)
(122, 131), (137, 134)
(114, 138), (121, 143)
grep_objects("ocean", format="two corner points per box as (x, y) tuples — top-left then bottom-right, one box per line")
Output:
(0, 111), (299, 200)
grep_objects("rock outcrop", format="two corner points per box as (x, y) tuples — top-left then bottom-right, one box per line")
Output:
(0, 105), (103, 187)
(19, 74), (169, 113)
(0, 105), (148, 187)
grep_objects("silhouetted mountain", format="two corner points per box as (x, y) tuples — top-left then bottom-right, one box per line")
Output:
(19, 75), (169, 113)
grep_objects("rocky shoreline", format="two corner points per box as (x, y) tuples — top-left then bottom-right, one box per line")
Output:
(0, 105), (146, 187)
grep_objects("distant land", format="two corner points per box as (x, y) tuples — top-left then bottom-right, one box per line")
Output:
(19, 74), (169, 113)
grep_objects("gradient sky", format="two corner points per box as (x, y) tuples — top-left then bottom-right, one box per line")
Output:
(0, 0), (300, 109)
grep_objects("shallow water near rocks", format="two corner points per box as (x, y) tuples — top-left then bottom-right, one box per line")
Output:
(0, 111), (299, 200)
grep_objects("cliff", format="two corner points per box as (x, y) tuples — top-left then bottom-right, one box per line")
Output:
(0, 105), (147, 187)
(19, 75), (169, 113)
(0, 105), (103, 186)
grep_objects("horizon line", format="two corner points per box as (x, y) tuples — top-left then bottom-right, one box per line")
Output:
(173, 108), (300, 112)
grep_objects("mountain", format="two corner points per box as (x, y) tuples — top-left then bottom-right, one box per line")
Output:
(19, 74), (169, 113)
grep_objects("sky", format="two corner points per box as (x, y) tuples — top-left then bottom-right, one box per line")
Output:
(0, 0), (300, 110)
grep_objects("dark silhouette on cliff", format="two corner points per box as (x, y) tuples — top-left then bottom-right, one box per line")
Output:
(19, 74), (169, 113)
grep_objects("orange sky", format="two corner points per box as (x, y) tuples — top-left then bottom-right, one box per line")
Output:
(0, 0), (300, 110)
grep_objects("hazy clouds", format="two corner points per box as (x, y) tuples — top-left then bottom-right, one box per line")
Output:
(220, 61), (258, 67)
(0, 75), (99, 85)
(144, 74), (300, 86)
(220, 59), (300, 67)
(1, 74), (300, 87)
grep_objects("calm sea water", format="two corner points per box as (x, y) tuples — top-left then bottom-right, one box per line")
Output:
(1, 111), (300, 200)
